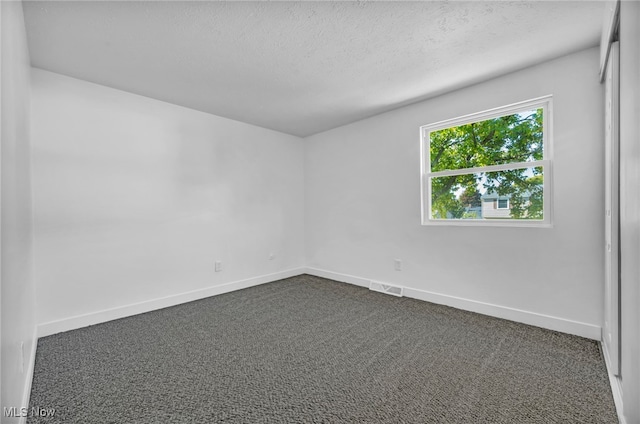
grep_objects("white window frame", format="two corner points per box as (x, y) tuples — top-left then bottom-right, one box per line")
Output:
(497, 198), (510, 210)
(420, 95), (553, 227)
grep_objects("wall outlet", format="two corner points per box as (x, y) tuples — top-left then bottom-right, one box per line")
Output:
(394, 259), (402, 271)
(215, 261), (222, 272)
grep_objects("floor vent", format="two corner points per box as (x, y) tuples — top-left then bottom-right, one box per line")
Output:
(369, 281), (404, 297)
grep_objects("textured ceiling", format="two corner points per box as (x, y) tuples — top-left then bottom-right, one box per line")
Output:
(23, 1), (605, 137)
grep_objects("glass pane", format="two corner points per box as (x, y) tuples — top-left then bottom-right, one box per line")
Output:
(430, 166), (543, 220)
(429, 108), (543, 172)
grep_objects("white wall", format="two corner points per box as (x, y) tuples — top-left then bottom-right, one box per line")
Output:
(31, 69), (305, 331)
(619, 2), (640, 422)
(305, 47), (604, 337)
(1, 0), (37, 419)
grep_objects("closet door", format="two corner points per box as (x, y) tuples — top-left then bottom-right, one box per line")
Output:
(604, 41), (620, 376)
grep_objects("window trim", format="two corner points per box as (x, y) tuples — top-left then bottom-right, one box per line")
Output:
(497, 198), (509, 210)
(420, 95), (553, 227)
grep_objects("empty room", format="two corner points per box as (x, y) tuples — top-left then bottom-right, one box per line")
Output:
(2, 0), (639, 423)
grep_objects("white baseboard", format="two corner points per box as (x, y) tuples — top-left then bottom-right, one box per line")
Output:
(37, 267), (305, 338)
(602, 341), (626, 424)
(36, 264), (602, 340)
(304, 267), (371, 288)
(304, 267), (602, 340)
(18, 328), (38, 424)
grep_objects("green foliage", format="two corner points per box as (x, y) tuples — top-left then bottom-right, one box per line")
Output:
(431, 185), (465, 219)
(429, 109), (544, 220)
(459, 187), (481, 208)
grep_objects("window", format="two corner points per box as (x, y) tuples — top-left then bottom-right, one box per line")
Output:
(420, 96), (552, 227)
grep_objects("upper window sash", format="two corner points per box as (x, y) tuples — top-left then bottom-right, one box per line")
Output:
(421, 95), (553, 174)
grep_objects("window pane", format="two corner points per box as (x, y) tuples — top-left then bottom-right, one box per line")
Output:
(429, 108), (543, 172)
(430, 166), (543, 220)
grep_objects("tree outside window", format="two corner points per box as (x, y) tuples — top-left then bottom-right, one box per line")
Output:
(421, 96), (552, 226)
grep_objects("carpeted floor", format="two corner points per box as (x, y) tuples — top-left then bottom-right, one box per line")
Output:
(28, 274), (618, 423)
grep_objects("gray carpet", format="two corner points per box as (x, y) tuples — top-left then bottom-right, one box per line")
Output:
(28, 274), (618, 423)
